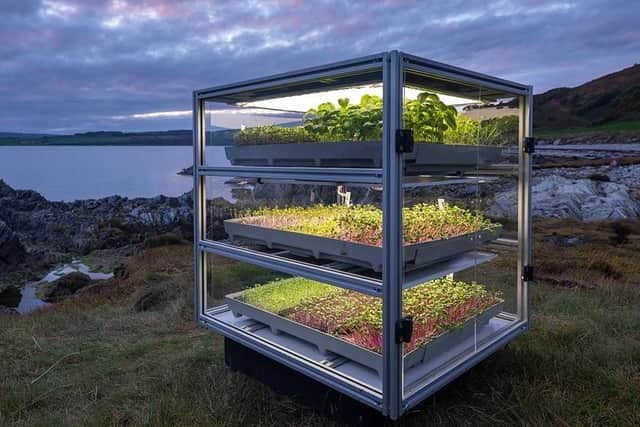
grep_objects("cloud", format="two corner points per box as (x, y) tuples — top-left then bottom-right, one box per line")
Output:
(0, 0), (638, 133)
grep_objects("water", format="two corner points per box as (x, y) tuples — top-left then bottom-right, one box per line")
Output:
(0, 146), (231, 201)
(16, 260), (114, 314)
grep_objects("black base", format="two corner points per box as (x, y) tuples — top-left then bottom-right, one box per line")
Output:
(224, 338), (390, 426)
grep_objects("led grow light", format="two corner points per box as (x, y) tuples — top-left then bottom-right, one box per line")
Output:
(239, 85), (481, 113)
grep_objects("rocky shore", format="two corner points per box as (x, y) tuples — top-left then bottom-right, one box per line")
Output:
(0, 179), (194, 291)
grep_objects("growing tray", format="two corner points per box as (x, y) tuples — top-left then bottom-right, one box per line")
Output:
(224, 219), (501, 272)
(225, 290), (504, 376)
(225, 142), (503, 175)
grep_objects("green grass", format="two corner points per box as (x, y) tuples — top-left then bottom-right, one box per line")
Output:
(1, 223), (639, 426)
(240, 277), (343, 313)
(536, 120), (640, 138)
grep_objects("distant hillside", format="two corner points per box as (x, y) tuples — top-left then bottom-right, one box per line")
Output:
(0, 130), (192, 146)
(0, 128), (243, 146)
(534, 63), (640, 129)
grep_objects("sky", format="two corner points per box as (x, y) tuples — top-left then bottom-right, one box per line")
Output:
(1, 0), (639, 134)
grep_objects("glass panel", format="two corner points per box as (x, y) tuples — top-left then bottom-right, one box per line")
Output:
(203, 252), (383, 392)
(400, 67), (521, 397)
(202, 173), (386, 285)
(203, 68), (384, 168)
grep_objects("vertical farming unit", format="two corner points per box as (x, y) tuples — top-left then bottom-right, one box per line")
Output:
(193, 51), (533, 420)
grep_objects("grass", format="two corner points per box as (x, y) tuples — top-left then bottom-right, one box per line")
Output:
(1, 219), (639, 425)
(535, 120), (640, 138)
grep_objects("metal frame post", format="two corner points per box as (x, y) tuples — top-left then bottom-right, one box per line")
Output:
(382, 50), (404, 420)
(517, 89), (533, 323)
(193, 93), (207, 320)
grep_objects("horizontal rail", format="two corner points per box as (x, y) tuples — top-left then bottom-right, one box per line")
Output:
(197, 165), (384, 184)
(403, 53), (530, 95)
(196, 55), (384, 100)
(199, 240), (383, 296)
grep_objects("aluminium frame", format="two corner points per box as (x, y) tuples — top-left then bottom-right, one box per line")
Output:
(193, 50), (533, 420)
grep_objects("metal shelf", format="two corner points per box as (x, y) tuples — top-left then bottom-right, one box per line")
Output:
(203, 239), (496, 293)
(206, 305), (517, 395)
(224, 174), (498, 190)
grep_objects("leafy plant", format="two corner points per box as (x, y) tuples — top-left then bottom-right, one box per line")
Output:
(303, 94), (383, 141)
(444, 115), (518, 146)
(233, 125), (316, 145)
(404, 92), (457, 141)
(237, 203), (497, 246)
(234, 91), (459, 144)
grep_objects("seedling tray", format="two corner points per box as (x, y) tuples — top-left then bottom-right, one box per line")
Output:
(224, 219), (501, 272)
(225, 291), (504, 376)
(225, 142), (503, 175)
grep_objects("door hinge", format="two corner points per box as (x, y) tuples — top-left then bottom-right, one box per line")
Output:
(523, 137), (535, 154)
(396, 129), (414, 154)
(396, 316), (414, 344)
(522, 265), (534, 282)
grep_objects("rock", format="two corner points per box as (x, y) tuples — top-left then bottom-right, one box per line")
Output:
(0, 285), (21, 308)
(0, 219), (27, 270)
(39, 272), (93, 303)
(487, 175), (640, 221)
(0, 305), (18, 316)
(177, 165), (193, 176)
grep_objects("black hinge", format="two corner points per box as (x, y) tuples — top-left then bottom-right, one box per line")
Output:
(396, 129), (414, 154)
(523, 137), (535, 154)
(522, 265), (534, 282)
(396, 316), (414, 344)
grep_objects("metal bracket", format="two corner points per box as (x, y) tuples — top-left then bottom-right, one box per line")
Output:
(396, 129), (414, 154)
(396, 316), (414, 344)
(522, 265), (534, 282)
(523, 137), (535, 154)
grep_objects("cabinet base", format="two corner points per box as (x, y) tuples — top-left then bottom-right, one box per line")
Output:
(224, 337), (388, 426)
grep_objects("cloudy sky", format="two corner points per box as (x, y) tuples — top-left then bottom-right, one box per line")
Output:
(2, 0), (638, 134)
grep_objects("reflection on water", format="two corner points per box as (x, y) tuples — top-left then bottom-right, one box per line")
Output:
(15, 260), (114, 315)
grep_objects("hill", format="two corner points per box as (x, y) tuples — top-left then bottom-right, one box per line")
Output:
(0, 130), (193, 146)
(0, 129), (242, 146)
(534, 63), (640, 130)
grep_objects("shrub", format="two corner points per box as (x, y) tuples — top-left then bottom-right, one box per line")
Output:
(143, 233), (184, 249)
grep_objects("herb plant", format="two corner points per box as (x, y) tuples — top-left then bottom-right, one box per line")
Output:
(234, 91), (459, 145)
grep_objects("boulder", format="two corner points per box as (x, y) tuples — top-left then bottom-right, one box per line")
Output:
(487, 175), (640, 221)
(0, 219), (27, 269)
(39, 272), (93, 303)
